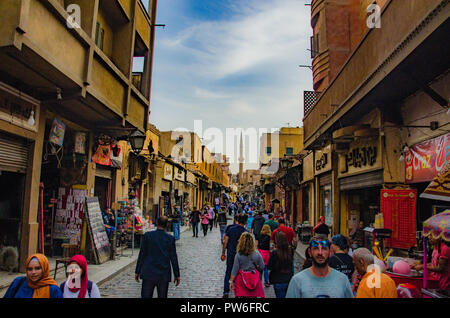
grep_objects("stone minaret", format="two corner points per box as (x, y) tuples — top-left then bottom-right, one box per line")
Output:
(239, 132), (244, 184)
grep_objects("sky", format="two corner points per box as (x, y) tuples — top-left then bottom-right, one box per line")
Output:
(148, 0), (313, 173)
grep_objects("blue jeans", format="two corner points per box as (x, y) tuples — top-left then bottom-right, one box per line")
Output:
(173, 222), (180, 240)
(223, 253), (235, 295)
(263, 266), (269, 284)
(219, 224), (227, 240)
(273, 283), (289, 298)
(141, 279), (169, 298)
(192, 222), (199, 237)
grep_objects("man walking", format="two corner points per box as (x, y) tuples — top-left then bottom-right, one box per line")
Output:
(286, 236), (353, 298)
(264, 213), (279, 233)
(189, 207), (201, 238)
(353, 248), (397, 298)
(251, 211), (266, 240)
(135, 216), (180, 298)
(221, 214), (248, 298)
(218, 207), (228, 244)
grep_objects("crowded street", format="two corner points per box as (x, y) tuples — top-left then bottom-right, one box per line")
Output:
(99, 217), (304, 298)
(0, 0), (449, 305)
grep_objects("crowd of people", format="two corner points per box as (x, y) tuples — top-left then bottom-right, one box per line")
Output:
(4, 199), (448, 299)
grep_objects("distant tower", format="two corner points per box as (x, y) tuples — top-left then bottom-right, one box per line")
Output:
(239, 132), (244, 184)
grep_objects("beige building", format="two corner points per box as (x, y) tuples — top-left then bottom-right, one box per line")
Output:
(0, 0), (157, 270)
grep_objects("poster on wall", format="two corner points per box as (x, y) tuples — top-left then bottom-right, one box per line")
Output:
(381, 189), (417, 249)
(405, 133), (450, 183)
(49, 117), (66, 146)
(53, 188), (86, 245)
(74, 132), (87, 154)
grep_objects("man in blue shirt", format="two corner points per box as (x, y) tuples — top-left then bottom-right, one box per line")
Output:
(286, 236), (353, 298)
(135, 216), (180, 298)
(221, 213), (248, 298)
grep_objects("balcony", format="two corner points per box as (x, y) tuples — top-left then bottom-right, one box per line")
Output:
(302, 0), (449, 148)
(0, 0), (154, 133)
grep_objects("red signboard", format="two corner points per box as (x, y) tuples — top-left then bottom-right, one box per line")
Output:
(381, 189), (417, 249)
(405, 133), (450, 183)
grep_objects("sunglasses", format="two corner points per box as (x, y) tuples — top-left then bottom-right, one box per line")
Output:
(310, 240), (331, 248)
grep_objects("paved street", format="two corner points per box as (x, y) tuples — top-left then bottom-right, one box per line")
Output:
(99, 220), (304, 298)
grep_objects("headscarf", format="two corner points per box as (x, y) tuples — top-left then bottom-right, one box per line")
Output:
(67, 255), (88, 298)
(25, 253), (58, 298)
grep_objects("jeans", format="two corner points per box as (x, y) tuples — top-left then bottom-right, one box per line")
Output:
(273, 283), (289, 298)
(173, 222), (180, 240)
(141, 279), (169, 298)
(263, 266), (269, 284)
(192, 222), (199, 237)
(219, 224), (227, 240)
(223, 253), (235, 295)
(202, 223), (209, 236)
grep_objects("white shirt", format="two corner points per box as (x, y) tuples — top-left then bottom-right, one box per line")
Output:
(62, 281), (101, 298)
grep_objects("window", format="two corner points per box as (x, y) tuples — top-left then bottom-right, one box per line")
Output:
(286, 147), (293, 155)
(95, 22), (104, 50)
(140, 0), (150, 13)
(310, 33), (319, 59)
(266, 147), (272, 155)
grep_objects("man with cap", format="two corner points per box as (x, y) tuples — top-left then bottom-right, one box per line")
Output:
(329, 234), (354, 282)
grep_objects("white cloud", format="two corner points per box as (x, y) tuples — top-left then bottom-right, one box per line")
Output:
(150, 0), (313, 173)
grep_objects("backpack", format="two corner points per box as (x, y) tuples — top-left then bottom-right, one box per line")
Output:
(60, 280), (93, 297)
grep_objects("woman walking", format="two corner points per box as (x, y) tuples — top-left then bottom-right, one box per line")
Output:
(3, 254), (62, 298)
(60, 255), (101, 298)
(256, 224), (272, 287)
(201, 210), (210, 236)
(229, 232), (265, 298)
(267, 231), (294, 298)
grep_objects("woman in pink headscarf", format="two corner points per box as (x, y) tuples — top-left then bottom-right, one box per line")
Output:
(60, 255), (101, 298)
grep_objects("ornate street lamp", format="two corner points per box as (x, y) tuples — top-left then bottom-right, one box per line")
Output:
(280, 156), (294, 170)
(129, 130), (146, 155)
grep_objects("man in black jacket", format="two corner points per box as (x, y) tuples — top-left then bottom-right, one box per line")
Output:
(251, 210), (266, 240)
(135, 216), (180, 298)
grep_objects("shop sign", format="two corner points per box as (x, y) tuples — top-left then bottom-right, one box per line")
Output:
(0, 87), (39, 132)
(174, 166), (185, 181)
(186, 171), (196, 185)
(163, 163), (173, 181)
(303, 152), (314, 181)
(314, 145), (332, 175)
(339, 138), (381, 176)
(405, 133), (450, 184)
(380, 189), (417, 249)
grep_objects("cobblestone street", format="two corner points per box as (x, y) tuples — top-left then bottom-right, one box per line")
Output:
(99, 220), (304, 298)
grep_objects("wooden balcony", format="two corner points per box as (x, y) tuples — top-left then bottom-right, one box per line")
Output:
(0, 0), (155, 133)
(303, 0), (449, 148)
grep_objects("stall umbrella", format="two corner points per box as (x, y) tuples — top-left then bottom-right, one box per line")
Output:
(422, 210), (450, 296)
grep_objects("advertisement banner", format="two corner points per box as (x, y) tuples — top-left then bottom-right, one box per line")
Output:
(381, 189), (417, 249)
(405, 133), (450, 183)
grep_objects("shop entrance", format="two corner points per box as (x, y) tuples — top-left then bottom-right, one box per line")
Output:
(0, 171), (25, 272)
(94, 177), (111, 213)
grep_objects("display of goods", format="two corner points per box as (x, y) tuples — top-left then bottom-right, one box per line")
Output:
(393, 260), (411, 275)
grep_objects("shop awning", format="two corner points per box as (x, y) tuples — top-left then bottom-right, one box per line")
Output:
(420, 163), (450, 202)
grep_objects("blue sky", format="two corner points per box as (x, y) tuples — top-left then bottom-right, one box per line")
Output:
(148, 0), (313, 172)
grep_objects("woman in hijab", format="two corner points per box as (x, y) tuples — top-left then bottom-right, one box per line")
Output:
(3, 253), (62, 298)
(60, 255), (101, 298)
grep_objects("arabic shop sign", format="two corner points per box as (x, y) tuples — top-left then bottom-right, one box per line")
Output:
(0, 87), (39, 132)
(314, 145), (332, 175)
(339, 138), (381, 176)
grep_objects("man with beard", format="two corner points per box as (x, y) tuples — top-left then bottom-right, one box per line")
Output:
(286, 236), (353, 298)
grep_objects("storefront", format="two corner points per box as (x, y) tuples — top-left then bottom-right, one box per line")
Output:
(337, 133), (383, 236)
(404, 133), (450, 230)
(159, 162), (173, 217)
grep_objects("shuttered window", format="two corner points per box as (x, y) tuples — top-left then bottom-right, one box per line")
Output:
(0, 134), (29, 173)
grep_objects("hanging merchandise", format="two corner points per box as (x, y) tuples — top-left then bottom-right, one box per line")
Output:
(49, 117), (66, 147)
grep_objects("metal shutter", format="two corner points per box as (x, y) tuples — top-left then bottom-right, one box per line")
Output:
(339, 170), (383, 191)
(319, 173), (332, 186)
(0, 134), (29, 173)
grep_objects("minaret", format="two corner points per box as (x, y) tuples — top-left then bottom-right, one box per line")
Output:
(239, 132), (244, 184)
